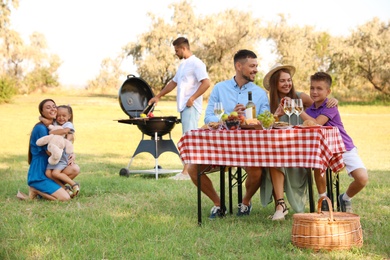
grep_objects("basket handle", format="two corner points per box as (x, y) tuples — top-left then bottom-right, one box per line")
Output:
(317, 196), (334, 221)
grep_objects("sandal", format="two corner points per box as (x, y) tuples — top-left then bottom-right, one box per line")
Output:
(272, 199), (289, 221)
(64, 185), (74, 197)
(72, 182), (80, 197)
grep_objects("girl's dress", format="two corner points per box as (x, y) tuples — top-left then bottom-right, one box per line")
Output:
(27, 123), (61, 194)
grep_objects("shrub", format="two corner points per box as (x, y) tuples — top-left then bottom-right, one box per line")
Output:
(0, 76), (17, 104)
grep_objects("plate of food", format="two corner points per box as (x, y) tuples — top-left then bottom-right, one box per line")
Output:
(273, 121), (293, 129)
(200, 122), (222, 130)
(294, 119), (321, 129)
(241, 119), (262, 130)
(294, 125), (322, 129)
(207, 122), (223, 130)
(241, 124), (263, 130)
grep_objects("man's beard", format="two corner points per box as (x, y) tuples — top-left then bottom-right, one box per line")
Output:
(242, 73), (254, 82)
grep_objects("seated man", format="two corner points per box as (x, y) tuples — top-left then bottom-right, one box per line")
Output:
(187, 49), (270, 218)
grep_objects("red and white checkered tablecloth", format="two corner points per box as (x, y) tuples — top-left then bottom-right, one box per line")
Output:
(177, 126), (346, 173)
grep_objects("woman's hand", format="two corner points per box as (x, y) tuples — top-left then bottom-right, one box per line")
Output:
(326, 98), (338, 108)
(280, 97), (293, 105)
(274, 97), (291, 117)
(39, 116), (53, 127)
(274, 105), (284, 117)
(68, 153), (76, 165)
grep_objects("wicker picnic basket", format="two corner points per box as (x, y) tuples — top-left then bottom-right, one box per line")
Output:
(291, 197), (363, 251)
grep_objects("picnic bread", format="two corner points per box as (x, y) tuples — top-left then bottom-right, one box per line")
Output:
(206, 122), (221, 130)
(244, 119), (260, 125)
(274, 121), (289, 127)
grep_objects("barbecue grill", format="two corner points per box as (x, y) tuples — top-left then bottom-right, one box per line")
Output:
(117, 74), (182, 179)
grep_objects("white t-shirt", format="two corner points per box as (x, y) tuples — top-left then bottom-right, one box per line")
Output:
(173, 55), (208, 113)
(62, 121), (75, 134)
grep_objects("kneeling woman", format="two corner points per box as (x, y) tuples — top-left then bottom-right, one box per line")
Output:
(21, 99), (80, 201)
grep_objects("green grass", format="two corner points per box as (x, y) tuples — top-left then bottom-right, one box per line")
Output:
(1, 92), (389, 259)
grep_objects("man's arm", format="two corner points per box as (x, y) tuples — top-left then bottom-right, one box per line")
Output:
(148, 80), (177, 105)
(204, 86), (219, 124)
(256, 91), (271, 115)
(186, 78), (211, 107)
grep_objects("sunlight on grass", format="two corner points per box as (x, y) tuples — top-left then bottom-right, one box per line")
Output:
(26, 243), (51, 259)
(0, 162), (10, 170)
(148, 214), (175, 224)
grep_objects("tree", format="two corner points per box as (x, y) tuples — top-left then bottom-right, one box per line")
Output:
(87, 57), (124, 93)
(0, 0), (19, 34)
(329, 18), (390, 97)
(121, 0), (262, 94)
(20, 32), (61, 93)
(0, 30), (61, 94)
(0, 75), (16, 103)
(0, 1), (61, 95)
(0, 0), (19, 100)
(90, 1), (389, 101)
(0, 29), (24, 77)
(0, 1), (21, 78)
(263, 15), (332, 92)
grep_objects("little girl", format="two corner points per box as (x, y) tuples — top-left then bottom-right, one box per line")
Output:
(41, 105), (80, 197)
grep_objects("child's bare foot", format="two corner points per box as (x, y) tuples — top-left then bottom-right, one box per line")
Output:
(16, 190), (29, 200)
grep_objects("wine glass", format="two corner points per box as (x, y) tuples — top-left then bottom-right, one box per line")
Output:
(214, 102), (224, 123)
(293, 99), (303, 125)
(283, 99), (293, 125)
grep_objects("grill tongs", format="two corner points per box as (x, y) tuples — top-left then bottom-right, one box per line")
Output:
(142, 102), (155, 116)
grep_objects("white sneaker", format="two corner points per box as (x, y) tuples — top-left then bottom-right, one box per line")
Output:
(168, 173), (191, 180)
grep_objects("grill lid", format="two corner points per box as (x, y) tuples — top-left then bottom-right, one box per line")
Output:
(118, 74), (154, 118)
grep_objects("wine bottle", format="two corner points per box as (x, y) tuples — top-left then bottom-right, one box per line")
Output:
(245, 91), (256, 119)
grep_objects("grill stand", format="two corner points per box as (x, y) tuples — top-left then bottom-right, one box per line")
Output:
(119, 132), (182, 179)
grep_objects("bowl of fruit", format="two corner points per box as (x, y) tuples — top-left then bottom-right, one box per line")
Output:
(257, 110), (275, 130)
(222, 111), (245, 130)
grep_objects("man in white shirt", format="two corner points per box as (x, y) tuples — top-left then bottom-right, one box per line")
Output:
(149, 37), (210, 180)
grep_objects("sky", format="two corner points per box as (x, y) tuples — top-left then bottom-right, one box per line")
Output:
(10, 0), (390, 88)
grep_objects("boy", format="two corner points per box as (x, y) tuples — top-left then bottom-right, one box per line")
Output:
(299, 72), (368, 212)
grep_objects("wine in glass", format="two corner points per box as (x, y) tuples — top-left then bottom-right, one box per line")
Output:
(214, 102), (224, 123)
(283, 99), (293, 125)
(293, 99), (303, 125)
